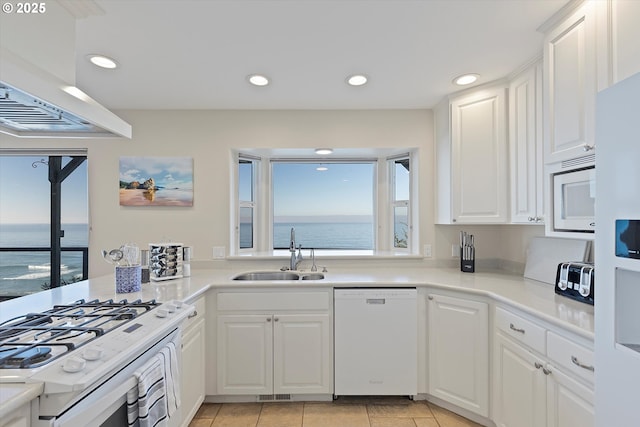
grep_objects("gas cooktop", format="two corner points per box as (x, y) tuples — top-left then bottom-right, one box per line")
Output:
(0, 298), (159, 369)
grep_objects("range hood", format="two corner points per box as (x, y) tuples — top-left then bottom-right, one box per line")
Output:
(0, 48), (132, 139)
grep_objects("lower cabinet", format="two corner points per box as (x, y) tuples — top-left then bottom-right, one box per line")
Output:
(217, 313), (331, 395)
(1, 403), (30, 427)
(180, 297), (206, 427)
(215, 290), (333, 397)
(493, 309), (594, 427)
(427, 293), (489, 417)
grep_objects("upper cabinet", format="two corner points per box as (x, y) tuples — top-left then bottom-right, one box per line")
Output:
(541, 1), (598, 164)
(435, 84), (508, 224)
(509, 62), (545, 224)
(601, 0), (640, 85)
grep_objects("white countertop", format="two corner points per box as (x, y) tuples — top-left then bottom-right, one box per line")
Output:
(0, 266), (594, 339)
(0, 266), (594, 418)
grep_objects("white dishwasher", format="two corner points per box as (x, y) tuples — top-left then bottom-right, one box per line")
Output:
(334, 288), (417, 396)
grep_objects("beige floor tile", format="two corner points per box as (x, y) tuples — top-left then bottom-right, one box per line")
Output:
(196, 403), (222, 418)
(367, 401), (433, 418)
(429, 404), (483, 427)
(258, 402), (304, 427)
(413, 418), (441, 427)
(369, 417), (418, 427)
(303, 402), (370, 427)
(189, 419), (214, 427)
(212, 403), (263, 427)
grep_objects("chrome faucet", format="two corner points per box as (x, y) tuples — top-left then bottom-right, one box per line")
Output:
(289, 228), (303, 270)
(310, 248), (317, 272)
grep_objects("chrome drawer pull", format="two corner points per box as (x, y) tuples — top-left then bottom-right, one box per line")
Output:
(509, 323), (525, 334)
(187, 310), (198, 319)
(534, 362), (543, 369)
(571, 356), (595, 372)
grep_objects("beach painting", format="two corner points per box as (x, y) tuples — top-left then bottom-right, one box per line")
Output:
(119, 156), (193, 206)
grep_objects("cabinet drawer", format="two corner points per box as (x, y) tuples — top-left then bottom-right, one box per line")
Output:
(547, 331), (594, 383)
(217, 291), (330, 311)
(495, 307), (546, 353)
(183, 296), (206, 332)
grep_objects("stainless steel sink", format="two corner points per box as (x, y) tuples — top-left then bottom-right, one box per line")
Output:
(232, 271), (325, 281)
(232, 271), (300, 281)
(300, 273), (325, 280)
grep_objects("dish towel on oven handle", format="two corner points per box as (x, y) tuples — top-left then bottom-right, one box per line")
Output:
(127, 341), (180, 427)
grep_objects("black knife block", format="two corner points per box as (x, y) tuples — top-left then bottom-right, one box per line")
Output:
(460, 248), (475, 273)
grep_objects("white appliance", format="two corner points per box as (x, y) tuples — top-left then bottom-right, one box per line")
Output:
(334, 288), (417, 396)
(552, 165), (596, 232)
(595, 71), (640, 427)
(0, 298), (194, 426)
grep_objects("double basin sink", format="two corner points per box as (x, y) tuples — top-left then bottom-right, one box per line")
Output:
(232, 271), (325, 281)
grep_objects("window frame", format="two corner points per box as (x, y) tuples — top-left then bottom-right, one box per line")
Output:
(232, 150), (417, 256)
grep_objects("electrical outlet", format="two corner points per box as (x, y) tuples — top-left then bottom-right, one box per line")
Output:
(212, 246), (225, 258)
(423, 244), (432, 258)
(452, 244), (460, 258)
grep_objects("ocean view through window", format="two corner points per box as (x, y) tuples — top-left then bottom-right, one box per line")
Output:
(0, 154), (88, 299)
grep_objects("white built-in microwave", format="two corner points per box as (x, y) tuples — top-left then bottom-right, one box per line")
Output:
(552, 166), (595, 232)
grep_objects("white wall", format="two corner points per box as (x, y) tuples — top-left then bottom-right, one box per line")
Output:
(1, 109), (542, 278)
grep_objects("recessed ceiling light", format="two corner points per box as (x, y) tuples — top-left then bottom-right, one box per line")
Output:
(347, 74), (368, 86)
(248, 74), (270, 86)
(87, 54), (118, 69)
(315, 148), (333, 155)
(453, 73), (479, 86)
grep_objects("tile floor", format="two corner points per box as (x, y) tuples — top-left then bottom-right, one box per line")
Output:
(189, 398), (484, 427)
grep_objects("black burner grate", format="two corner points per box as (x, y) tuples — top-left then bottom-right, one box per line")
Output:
(0, 298), (159, 369)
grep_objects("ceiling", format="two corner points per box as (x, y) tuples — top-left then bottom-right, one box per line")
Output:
(71, 0), (569, 111)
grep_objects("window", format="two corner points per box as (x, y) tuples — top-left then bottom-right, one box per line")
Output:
(238, 157), (257, 250)
(391, 156), (411, 250)
(0, 152), (89, 300)
(232, 150), (416, 256)
(272, 162), (375, 250)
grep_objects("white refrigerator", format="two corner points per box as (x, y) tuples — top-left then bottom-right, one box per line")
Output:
(595, 71), (640, 426)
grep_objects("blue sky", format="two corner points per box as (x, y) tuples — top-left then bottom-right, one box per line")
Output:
(0, 156), (88, 224)
(119, 157), (193, 189)
(272, 163), (374, 218)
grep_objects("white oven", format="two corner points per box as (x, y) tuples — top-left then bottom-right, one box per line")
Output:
(34, 328), (182, 427)
(552, 166), (595, 232)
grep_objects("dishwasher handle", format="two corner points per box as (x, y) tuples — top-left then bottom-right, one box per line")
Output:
(366, 298), (386, 304)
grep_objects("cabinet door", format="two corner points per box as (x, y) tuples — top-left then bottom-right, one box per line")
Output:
(509, 63), (544, 224)
(428, 294), (489, 417)
(451, 87), (508, 223)
(217, 315), (273, 395)
(546, 364), (594, 427)
(273, 314), (332, 394)
(493, 333), (546, 427)
(543, 2), (597, 163)
(181, 318), (205, 426)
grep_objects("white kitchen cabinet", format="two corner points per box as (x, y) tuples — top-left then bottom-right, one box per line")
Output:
(217, 314), (273, 395)
(494, 332), (547, 427)
(541, 1), (598, 164)
(604, 0), (640, 85)
(427, 293), (489, 417)
(180, 296), (206, 427)
(1, 402), (30, 427)
(509, 62), (545, 224)
(435, 84), (508, 224)
(493, 307), (594, 427)
(215, 290), (332, 397)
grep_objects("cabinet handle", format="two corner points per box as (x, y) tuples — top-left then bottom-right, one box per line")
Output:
(528, 217), (535, 222)
(534, 362), (543, 369)
(542, 367), (552, 375)
(274, 317), (279, 322)
(428, 296), (434, 300)
(571, 356), (595, 372)
(509, 323), (525, 334)
(267, 317), (272, 322)
(187, 310), (198, 319)
(583, 144), (595, 152)
(452, 218), (457, 223)
(589, 222), (595, 227)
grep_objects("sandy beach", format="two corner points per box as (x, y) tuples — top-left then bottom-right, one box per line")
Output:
(119, 189), (192, 206)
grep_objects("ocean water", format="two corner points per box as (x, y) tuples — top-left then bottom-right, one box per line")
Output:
(0, 223), (88, 297)
(240, 222), (375, 250)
